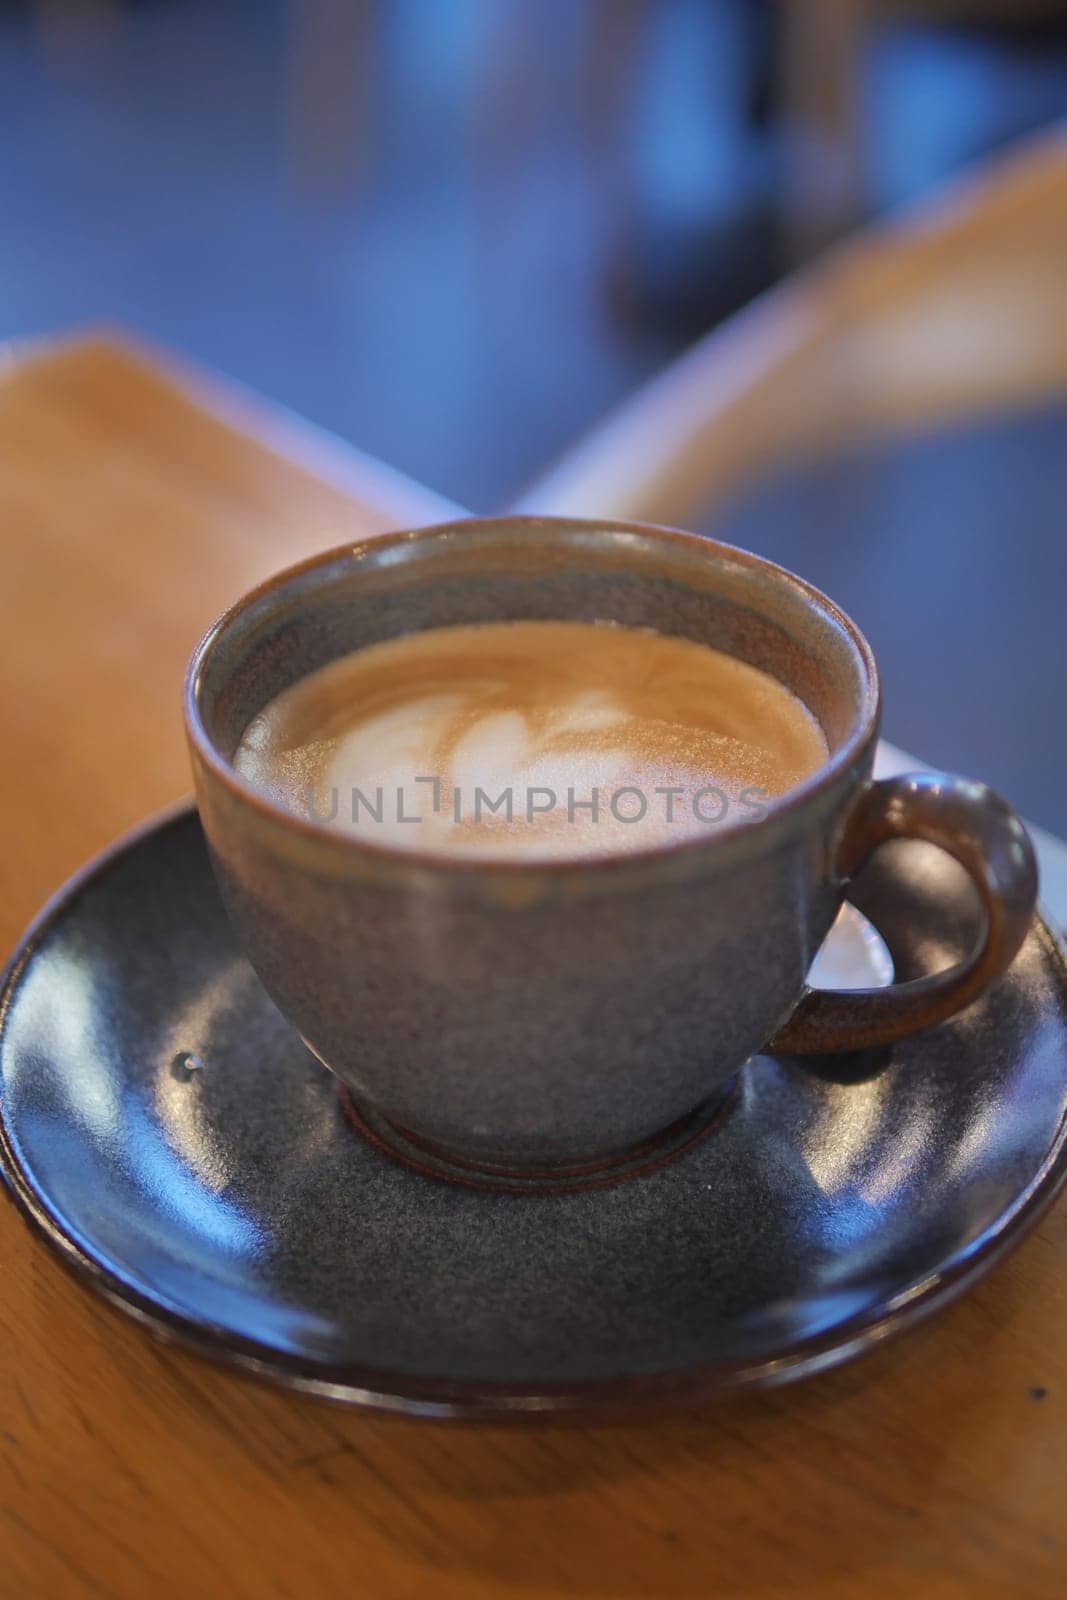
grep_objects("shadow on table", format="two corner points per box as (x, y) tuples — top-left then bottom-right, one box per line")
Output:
(296, 1248), (1053, 1597)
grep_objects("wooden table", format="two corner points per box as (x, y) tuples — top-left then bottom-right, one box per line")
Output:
(2, 336), (1065, 1600)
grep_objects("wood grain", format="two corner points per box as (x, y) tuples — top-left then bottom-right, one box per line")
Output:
(1, 334), (1066, 1599)
(517, 127), (1067, 529)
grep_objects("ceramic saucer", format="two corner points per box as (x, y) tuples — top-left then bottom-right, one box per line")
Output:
(2, 807), (1066, 1418)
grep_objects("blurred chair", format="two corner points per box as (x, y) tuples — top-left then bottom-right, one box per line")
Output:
(516, 124), (1067, 527)
(782, 0), (1067, 256)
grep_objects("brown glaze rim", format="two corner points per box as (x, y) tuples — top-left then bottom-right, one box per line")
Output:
(334, 1080), (738, 1195)
(2, 803), (1067, 1421)
(183, 517), (882, 882)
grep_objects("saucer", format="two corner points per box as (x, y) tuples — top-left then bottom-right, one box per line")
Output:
(2, 807), (1066, 1418)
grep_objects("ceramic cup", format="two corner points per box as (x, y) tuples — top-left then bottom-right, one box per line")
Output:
(185, 517), (1038, 1171)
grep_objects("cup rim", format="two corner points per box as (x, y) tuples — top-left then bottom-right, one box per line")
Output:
(184, 515), (881, 878)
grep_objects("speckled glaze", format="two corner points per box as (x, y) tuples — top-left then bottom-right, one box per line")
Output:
(184, 518), (1037, 1169)
(0, 808), (1064, 1415)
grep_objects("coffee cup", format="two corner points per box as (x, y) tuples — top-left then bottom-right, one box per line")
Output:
(185, 517), (1037, 1172)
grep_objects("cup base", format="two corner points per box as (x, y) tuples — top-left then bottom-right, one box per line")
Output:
(334, 1080), (739, 1194)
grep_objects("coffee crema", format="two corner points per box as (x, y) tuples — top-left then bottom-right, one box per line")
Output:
(232, 620), (828, 859)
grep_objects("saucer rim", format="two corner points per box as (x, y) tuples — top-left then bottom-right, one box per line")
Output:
(3, 802), (1066, 1420)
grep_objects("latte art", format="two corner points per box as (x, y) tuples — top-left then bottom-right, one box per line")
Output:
(233, 621), (828, 859)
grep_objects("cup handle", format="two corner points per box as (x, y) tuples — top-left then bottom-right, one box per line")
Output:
(769, 772), (1038, 1054)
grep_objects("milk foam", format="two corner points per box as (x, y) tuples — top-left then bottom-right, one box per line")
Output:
(233, 621), (828, 859)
